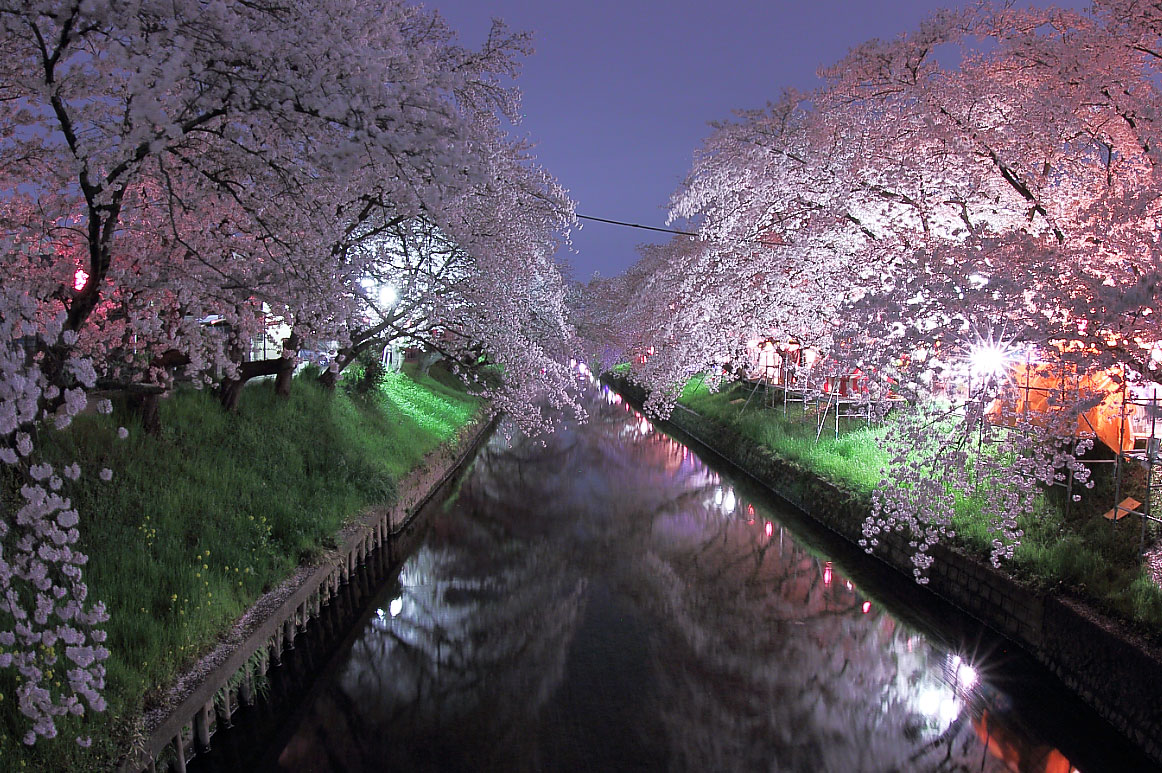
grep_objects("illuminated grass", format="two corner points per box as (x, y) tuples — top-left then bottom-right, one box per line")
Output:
(378, 371), (477, 441)
(679, 380), (891, 492)
(0, 368), (482, 770)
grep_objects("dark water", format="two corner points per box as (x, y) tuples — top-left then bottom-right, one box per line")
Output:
(237, 387), (1154, 772)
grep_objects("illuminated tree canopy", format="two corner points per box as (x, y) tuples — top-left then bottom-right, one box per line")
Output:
(0, 0), (576, 744)
(585, 1), (1162, 576)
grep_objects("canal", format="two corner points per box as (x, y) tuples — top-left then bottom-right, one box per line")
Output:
(198, 386), (1156, 772)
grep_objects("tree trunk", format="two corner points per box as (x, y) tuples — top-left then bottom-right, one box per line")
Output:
(218, 358), (283, 411)
(418, 350), (442, 377)
(217, 377), (246, 412)
(274, 332), (301, 398)
(132, 392), (162, 436)
(318, 366), (339, 390)
(316, 336), (379, 390)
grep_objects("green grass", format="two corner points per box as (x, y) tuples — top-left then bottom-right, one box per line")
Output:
(0, 365), (483, 770)
(675, 377), (1162, 639)
(679, 379), (891, 492)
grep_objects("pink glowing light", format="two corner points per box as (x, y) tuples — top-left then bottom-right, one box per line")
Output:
(764, 522), (773, 537)
(823, 562), (832, 585)
(861, 601), (872, 614)
(73, 267), (88, 291)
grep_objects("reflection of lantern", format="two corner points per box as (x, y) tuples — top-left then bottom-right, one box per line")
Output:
(823, 562), (832, 586)
(973, 711), (1074, 773)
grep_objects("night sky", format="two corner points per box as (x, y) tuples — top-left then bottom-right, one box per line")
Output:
(431, 0), (1090, 281)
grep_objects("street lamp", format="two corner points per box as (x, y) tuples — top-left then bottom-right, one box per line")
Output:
(969, 342), (1011, 380)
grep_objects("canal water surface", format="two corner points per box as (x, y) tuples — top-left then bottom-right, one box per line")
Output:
(218, 388), (1154, 772)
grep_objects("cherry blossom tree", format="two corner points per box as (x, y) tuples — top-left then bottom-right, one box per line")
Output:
(0, 0), (577, 744)
(819, 4), (1162, 571)
(607, 2), (1162, 574)
(314, 131), (579, 435)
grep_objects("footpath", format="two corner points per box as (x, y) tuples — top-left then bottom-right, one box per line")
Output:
(606, 375), (1162, 767)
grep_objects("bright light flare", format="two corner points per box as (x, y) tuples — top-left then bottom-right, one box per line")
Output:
(951, 654), (979, 690)
(969, 342), (1011, 379)
(73, 268), (88, 292)
(966, 328), (1022, 383)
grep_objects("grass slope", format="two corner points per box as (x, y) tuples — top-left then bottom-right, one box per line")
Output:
(677, 379), (1162, 638)
(0, 365), (482, 770)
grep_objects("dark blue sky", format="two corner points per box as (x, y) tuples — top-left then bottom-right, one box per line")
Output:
(431, 0), (1089, 281)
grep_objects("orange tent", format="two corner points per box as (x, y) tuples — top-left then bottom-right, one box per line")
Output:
(991, 360), (1134, 454)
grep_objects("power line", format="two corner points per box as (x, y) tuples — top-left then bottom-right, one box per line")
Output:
(576, 213), (772, 246)
(577, 213), (698, 237)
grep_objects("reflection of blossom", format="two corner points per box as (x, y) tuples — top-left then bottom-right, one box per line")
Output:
(639, 528), (1005, 771)
(270, 388), (1061, 773)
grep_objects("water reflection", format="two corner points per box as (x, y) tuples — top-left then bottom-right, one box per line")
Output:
(270, 388), (1081, 773)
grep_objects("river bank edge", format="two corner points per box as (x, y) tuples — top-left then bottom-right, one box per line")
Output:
(604, 374), (1162, 767)
(119, 408), (499, 773)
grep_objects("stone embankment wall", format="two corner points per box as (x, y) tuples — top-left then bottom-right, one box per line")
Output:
(123, 412), (497, 773)
(608, 376), (1162, 766)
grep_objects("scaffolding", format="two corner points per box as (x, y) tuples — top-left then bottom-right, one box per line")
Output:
(984, 354), (1162, 560)
(738, 340), (1162, 561)
(739, 348), (904, 439)
(1110, 383), (1162, 559)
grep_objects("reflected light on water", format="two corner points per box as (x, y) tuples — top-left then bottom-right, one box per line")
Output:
(915, 686), (961, 730)
(257, 388), (1097, 773)
(952, 654), (979, 691)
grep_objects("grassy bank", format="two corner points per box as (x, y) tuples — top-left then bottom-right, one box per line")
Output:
(676, 379), (1162, 638)
(0, 365), (483, 770)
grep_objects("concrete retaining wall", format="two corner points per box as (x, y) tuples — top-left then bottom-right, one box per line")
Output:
(608, 376), (1162, 765)
(121, 412), (498, 773)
